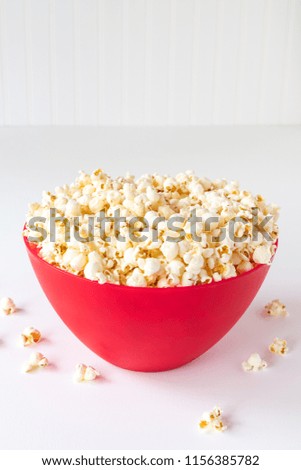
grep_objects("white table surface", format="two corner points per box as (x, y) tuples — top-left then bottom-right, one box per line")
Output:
(0, 126), (300, 450)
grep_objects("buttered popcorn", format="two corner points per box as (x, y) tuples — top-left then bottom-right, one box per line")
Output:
(264, 299), (288, 317)
(74, 364), (100, 382)
(0, 297), (16, 315)
(242, 353), (267, 372)
(269, 338), (288, 355)
(23, 352), (49, 372)
(21, 327), (41, 346)
(24, 169), (279, 287)
(199, 406), (227, 432)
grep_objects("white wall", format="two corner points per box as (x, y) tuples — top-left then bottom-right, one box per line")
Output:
(0, 0), (300, 126)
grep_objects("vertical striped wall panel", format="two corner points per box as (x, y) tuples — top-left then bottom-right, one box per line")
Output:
(0, 0), (300, 126)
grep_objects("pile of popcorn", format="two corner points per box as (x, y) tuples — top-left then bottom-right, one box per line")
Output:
(24, 169), (279, 287)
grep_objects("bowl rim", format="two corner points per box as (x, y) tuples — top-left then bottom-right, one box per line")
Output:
(23, 232), (277, 292)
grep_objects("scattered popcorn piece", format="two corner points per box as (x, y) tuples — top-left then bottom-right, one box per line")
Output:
(199, 406), (227, 433)
(21, 327), (41, 346)
(74, 363), (100, 382)
(264, 299), (288, 317)
(269, 337), (288, 355)
(0, 297), (16, 315)
(143, 258), (161, 276)
(84, 366), (100, 381)
(242, 353), (267, 372)
(74, 363), (86, 381)
(23, 352), (49, 372)
(25, 169), (279, 287)
(126, 268), (147, 287)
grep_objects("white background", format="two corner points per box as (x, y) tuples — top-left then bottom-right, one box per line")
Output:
(0, 0), (301, 126)
(0, 126), (300, 450)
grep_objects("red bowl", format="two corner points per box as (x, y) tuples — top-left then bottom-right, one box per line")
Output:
(24, 236), (274, 372)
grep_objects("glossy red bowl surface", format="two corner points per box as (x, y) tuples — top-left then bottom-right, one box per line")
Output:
(24, 236), (275, 372)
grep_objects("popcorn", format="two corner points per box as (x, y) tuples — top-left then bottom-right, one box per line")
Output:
(23, 352), (49, 372)
(0, 297), (16, 315)
(253, 245), (272, 264)
(74, 364), (100, 382)
(264, 299), (288, 317)
(269, 337), (288, 355)
(69, 253), (87, 272)
(186, 254), (204, 275)
(126, 268), (147, 287)
(237, 261), (253, 274)
(242, 353), (267, 372)
(25, 170), (279, 287)
(143, 258), (161, 276)
(157, 277), (169, 287)
(84, 261), (102, 281)
(21, 327), (41, 346)
(65, 199), (81, 217)
(167, 260), (185, 277)
(89, 197), (105, 213)
(123, 247), (139, 266)
(199, 406), (227, 433)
